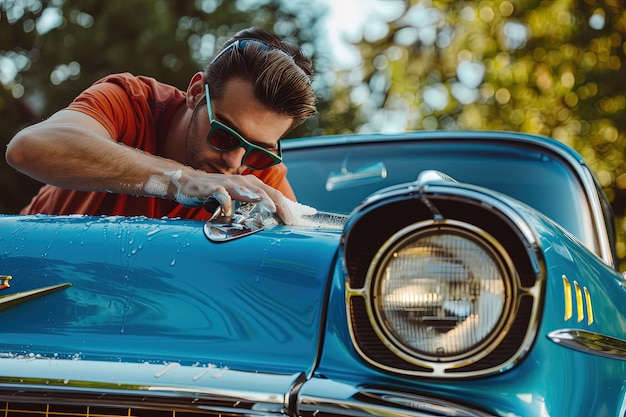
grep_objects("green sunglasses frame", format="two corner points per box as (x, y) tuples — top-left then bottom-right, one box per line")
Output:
(205, 84), (282, 170)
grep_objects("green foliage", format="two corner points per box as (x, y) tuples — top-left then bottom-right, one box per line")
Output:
(3, 0), (626, 266)
(0, 0), (331, 212)
(326, 0), (626, 266)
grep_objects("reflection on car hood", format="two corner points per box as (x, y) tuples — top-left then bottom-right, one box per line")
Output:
(0, 214), (342, 376)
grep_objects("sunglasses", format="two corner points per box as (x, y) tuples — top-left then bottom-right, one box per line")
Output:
(205, 84), (282, 170)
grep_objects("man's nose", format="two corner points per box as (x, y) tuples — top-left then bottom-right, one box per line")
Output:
(221, 146), (247, 169)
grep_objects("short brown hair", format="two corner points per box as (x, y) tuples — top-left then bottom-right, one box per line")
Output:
(204, 27), (317, 130)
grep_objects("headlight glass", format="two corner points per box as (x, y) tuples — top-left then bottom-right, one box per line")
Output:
(372, 225), (510, 360)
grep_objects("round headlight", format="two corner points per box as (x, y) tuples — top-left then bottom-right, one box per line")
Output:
(369, 221), (513, 362)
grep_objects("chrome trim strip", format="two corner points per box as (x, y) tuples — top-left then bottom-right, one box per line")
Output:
(548, 329), (626, 360)
(298, 377), (491, 417)
(0, 357), (298, 412)
(577, 166), (614, 267)
(0, 282), (71, 311)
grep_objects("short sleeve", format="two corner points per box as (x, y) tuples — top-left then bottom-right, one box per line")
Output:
(66, 81), (136, 142)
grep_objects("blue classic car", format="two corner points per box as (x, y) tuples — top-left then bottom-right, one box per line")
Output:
(1, 131), (625, 416)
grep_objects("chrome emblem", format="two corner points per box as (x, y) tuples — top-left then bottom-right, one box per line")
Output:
(0, 281), (72, 312)
(0, 275), (11, 290)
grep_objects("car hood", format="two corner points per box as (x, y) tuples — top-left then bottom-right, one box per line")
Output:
(0, 214), (341, 377)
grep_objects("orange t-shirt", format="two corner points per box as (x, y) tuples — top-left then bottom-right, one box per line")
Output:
(20, 73), (295, 220)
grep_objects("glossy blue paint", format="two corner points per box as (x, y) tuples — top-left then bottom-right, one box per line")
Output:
(2, 131), (625, 416)
(311, 186), (626, 417)
(0, 214), (341, 375)
(284, 131), (614, 265)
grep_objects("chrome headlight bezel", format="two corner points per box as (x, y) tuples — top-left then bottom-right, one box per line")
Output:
(362, 219), (518, 371)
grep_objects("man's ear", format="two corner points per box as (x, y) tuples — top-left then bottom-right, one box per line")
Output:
(186, 72), (206, 109)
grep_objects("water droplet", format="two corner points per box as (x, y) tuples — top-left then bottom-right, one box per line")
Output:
(192, 368), (210, 381)
(147, 228), (160, 237)
(154, 362), (180, 378)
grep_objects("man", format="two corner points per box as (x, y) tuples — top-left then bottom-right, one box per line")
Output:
(5, 27), (317, 224)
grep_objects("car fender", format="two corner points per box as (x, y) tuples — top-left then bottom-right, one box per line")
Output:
(0, 214), (341, 377)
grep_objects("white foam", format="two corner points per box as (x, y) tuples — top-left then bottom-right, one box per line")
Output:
(282, 198), (317, 225)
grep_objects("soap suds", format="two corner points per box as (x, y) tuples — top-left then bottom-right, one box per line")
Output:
(282, 198), (319, 226)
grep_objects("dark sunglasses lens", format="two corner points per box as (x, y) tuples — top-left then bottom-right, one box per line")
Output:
(208, 125), (280, 169)
(208, 128), (242, 150)
(244, 149), (279, 169)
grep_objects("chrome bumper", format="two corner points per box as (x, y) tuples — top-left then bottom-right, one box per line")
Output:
(0, 357), (489, 416)
(298, 377), (491, 417)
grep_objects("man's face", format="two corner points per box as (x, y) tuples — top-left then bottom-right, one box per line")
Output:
(185, 78), (293, 174)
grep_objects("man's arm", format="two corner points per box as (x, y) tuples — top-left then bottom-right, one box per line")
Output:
(6, 110), (297, 223)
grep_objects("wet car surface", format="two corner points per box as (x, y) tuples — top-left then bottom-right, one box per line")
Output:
(1, 131), (625, 416)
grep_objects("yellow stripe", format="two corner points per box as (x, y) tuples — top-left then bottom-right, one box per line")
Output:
(574, 281), (584, 323)
(584, 287), (594, 325)
(562, 275), (572, 321)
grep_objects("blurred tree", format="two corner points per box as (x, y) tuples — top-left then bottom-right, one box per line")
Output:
(328, 0), (626, 266)
(0, 0), (333, 213)
(5, 0), (626, 265)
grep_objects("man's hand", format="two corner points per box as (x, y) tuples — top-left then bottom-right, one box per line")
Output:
(171, 171), (301, 225)
(6, 109), (303, 224)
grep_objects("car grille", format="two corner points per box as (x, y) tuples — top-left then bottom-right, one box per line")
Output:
(0, 391), (275, 417)
(3, 402), (214, 416)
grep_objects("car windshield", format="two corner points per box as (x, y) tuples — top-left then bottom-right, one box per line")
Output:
(285, 139), (595, 251)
